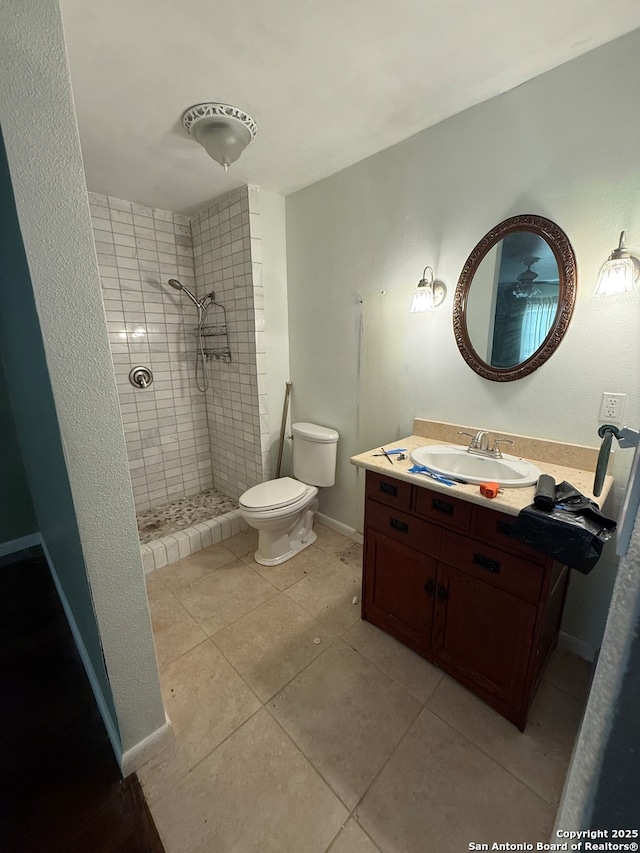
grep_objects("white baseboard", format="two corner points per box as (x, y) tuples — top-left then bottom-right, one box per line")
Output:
(559, 630), (597, 663)
(0, 532), (41, 558)
(121, 715), (174, 777)
(40, 540), (123, 763)
(316, 512), (363, 545)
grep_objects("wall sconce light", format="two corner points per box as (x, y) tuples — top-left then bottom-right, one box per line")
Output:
(410, 266), (447, 312)
(182, 102), (257, 171)
(593, 232), (639, 296)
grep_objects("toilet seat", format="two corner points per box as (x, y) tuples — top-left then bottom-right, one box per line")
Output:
(239, 477), (308, 512)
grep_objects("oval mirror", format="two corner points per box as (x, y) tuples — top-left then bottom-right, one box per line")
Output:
(453, 215), (577, 381)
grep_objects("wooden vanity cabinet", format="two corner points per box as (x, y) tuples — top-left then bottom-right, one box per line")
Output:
(362, 470), (569, 730)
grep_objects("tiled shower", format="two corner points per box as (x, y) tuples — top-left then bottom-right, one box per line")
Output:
(90, 186), (270, 571)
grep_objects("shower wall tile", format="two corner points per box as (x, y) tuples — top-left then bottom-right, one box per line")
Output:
(191, 185), (269, 500)
(93, 185), (271, 543)
(91, 192), (213, 512)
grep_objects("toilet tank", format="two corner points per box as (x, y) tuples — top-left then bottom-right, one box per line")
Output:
(292, 422), (339, 487)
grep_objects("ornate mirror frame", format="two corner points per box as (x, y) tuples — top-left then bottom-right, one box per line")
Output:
(452, 214), (577, 382)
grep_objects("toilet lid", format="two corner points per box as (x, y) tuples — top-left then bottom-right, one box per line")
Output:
(240, 477), (308, 511)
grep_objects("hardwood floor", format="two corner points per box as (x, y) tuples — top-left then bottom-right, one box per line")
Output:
(1, 548), (165, 853)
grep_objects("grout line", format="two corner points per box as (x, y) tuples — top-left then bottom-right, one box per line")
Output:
(144, 703), (265, 809)
(253, 624), (340, 704)
(540, 670), (592, 704)
(424, 695), (564, 809)
(263, 638), (424, 819)
(324, 818), (383, 853)
(263, 700), (352, 813)
(340, 687), (425, 825)
(340, 626), (446, 707)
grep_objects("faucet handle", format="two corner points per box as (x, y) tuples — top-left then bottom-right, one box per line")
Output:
(491, 438), (514, 458)
(458, 430), (479, 449)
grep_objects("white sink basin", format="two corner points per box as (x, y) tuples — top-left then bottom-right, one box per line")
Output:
(410, 444), (541, 488)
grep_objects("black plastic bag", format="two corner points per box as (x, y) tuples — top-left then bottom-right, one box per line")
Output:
(509, 481), (616, 574)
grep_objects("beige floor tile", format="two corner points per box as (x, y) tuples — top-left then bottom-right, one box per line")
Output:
(543, 646), (593, 703)
(150, 709), (349, 853)
(336, 541), (364, 570)
(145, 570), (169, 603)
(269, 641), (421, 809)
(223, 527), (259, 559)
(155, 543), (237, 592)
(314, 523), (356, 556)
(356, 707), (554, 853)
(328, 819), (381, 853)
(138, 735), (192, 807)
(285, 557), (362, 636)
(343, 619), (444, 704)
(213, 594), (335, 701)
(175, 560), (278, 635)
(246, 544), (331, 590)
(159, 639), (261, 769)
(149, 588), (208, 669)
(427, 675), (584, 805)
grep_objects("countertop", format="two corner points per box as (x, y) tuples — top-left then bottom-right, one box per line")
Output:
(350, 433), (613, 518)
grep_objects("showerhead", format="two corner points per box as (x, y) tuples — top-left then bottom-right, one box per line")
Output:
(167, 278), (201, 309)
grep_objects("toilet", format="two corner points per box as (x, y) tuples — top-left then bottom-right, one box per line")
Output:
(239, 422), (339, 566)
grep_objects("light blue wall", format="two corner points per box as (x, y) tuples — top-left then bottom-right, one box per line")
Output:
(0, 130), (119, 734)
(0, 355), (37, 543)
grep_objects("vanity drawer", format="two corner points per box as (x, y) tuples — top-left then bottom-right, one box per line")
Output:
(414, 487), (473, 532)
(366, 470), (413, 511)
(439, 529), (543, 604)
(474, 507), (546, 564)
(365, 499), (438, 555)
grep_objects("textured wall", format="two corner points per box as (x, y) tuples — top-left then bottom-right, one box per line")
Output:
(191, 186), (268, 500)
(0, 0), (165, 758)
(90, 192), (212, 511)
(555, 494), (640, 830)
(286, 30), (640, 652)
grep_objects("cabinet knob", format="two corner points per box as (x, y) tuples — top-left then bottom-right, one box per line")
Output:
(437, 584), (449, 601)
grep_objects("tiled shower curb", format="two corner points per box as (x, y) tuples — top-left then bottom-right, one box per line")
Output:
(140, 508), (248, 573)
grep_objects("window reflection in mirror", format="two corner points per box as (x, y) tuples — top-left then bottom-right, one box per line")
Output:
(466, 232), (560, 369)
(453, 214), (576, 382)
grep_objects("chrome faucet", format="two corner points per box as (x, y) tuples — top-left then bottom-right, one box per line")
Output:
(458, 430), (515, 459)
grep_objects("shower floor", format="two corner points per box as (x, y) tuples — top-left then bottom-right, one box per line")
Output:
(137, 488), (238, 544)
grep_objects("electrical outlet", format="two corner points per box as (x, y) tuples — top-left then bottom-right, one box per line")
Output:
(599, 392), (627, 424)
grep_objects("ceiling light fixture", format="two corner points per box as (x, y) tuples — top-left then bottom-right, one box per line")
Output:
(512, 256), (542, 298)
(182, 103), (257, 172)
(410, 266), (447, 312)
(593, 231), (639, 296)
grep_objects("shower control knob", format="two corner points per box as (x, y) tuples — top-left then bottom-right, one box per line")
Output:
(129, 366), (153, 389)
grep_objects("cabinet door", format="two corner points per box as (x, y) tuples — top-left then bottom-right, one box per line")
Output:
(363, 530), (436, 656)
(431, 563), (536, 725)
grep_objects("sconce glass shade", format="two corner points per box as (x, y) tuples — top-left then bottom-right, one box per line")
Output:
(183, 103), (257, 171)
(410, 266), (446, 312)
(593, 231), (639, 296)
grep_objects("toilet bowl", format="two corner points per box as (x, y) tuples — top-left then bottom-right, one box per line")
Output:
(239, 477), (319, 566)
(239, 422), (339, 566)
